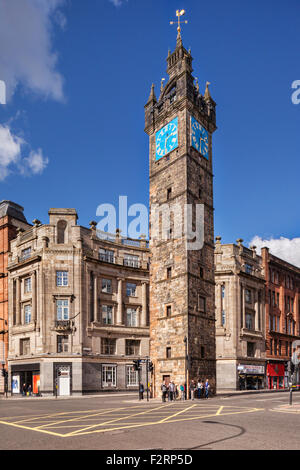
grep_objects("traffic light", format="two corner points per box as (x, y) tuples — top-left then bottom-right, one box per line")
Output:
(1, 369), (7, 378)
(133, 360), (141, 371)
(148, 361), (154, 373)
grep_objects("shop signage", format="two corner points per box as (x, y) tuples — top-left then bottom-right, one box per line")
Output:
(238, 365), (265, 375)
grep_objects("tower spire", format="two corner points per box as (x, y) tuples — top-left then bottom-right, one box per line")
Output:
(170, 9), (188, 46)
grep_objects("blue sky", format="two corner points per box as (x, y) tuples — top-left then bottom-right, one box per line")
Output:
(0, 0), (300, 263)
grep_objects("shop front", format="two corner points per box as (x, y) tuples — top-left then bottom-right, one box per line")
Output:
(238, 364), (265, 390)
(10, 363), (40, 396)
(266, 362), (286, 389)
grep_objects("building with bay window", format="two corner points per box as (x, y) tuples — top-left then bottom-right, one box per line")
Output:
(7, 208), (150, 396)
(215, 238), (266, 390)
(261, 247), (300, 389)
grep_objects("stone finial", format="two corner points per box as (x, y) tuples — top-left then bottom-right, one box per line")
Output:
(32, 219), (41, 227)
(16, 227), (25, 236)
(195, 77), (199, 93)
(147, 83), (157, 105)
(89, 221), (97, 231)
(160, 78), (165, 94)
(250, 245), (257, 258)
(236, 238), (244, 246)
(204, 81), (211, 100)
(215, 236), (222, 244)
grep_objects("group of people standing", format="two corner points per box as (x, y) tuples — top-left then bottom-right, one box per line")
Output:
(161, 379), (211, 402)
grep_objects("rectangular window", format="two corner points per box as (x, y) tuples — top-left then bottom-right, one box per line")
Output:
(126, 366), (138, 386)
(57, 335), (69, 353)
(102, 305), (113, 325)
(126, 283), (137, 297)
(24, 277), (32, 293)
(245, 312), (254, 330)
(198, 296), (206, 313)
(101, 339), (116, 355)
(102, 365), (116, 387)
(124, 254), (139, 268)
(221, 310), (226, 326)
(167, 187), (172, 200)
(99, 249), (114, 263)
(21, 247), (31, 260)
(56, 300), (69, 321)
(24, 305), (31, 324)
(56, 271), (68, 287)
(245, 289), (252, 303)
(125, 340), (140, 356)
(102, 279), (112, 294)
(166, 347), (171, 359)
(127, 308), (137, 327)
(167, 267), (172, 279)
(247, 342), (255, 357)
(245, 264), (252, 274)
(166, 305), (172, 318)
(20, 338), (30, 356)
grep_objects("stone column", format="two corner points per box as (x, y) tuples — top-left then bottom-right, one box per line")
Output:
(16, 277), (21, 325)
(32, 271), (36, 324)
(141, 282), (148, 327)
(218, 283), (223, 327)
(242, 284), (246, 329)
(117, 278), (123, 325)
(94, 274), (98, 322)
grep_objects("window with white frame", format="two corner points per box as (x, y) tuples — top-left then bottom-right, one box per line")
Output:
(56, 299), (69, 320)
(99, 249), (114, 263)
(102, 279), (112, 294)
(24, 305), (31, 324)
(126, 365), (138, 386)
(102, 365), (116, 387)
(127, 308), (137, 327)
(57, 335), (69, 353)
(102, 305), (113, 325)
(24, 277), (32, 293)
(126, 282), (137, 297)
(124, 254), (139, 268)
(56, 271), (68, 287)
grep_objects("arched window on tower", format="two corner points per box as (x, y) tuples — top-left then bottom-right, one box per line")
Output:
(57, 220), (67, 244)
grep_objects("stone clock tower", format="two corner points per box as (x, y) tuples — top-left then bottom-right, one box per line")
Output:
(145, 28), (217, 397)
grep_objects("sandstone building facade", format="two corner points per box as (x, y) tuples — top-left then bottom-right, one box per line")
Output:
(0, 201), (30, 393)
(7, 208), (149, 396)
(215, 239), (266, 390)
(261, 247), (300, 389)
(145, 32), (216, 397)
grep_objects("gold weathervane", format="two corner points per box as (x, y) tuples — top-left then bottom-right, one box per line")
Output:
(170, 9), (188, 38)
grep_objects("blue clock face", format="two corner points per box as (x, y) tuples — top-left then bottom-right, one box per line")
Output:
(191, 116), (209, 159)
(155, 117), (178, 161)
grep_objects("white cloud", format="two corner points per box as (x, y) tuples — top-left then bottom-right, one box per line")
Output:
(0, 0), (66, 101)
(0, 125), (48, 180)
(250, 236), (300, 268)
(24, 148), (49, 175)
(109, 0), (127, 6)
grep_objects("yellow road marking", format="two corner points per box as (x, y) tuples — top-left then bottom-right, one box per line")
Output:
(0, 405), (265, 439)
(67, 403), (174, 436)
(34, 405), (142, 430)
(159, 404), (197, 423)
(0, 419), (66, 438)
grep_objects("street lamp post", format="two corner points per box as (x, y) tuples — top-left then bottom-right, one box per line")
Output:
(184, 336), (188, 400)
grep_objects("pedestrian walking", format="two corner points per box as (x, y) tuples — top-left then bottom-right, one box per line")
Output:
(139, 383), (144, 400)
(180, 383), (185, 401)
(190, 380), (196, 400)
(205, 379), (210, 399)
(22, 383), (26, 397)
(169, 381), (175, 401)
(161, 381), (167, 402)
